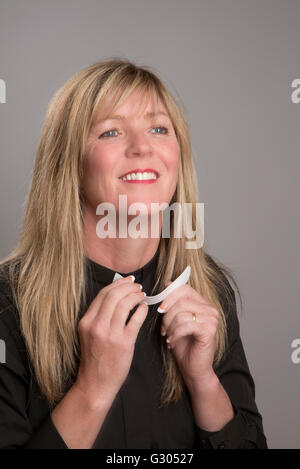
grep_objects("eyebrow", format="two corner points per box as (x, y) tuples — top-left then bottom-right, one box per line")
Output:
(97, 111), (170, 124)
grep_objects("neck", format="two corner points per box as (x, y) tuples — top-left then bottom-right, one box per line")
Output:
(83, 204), (161, 274)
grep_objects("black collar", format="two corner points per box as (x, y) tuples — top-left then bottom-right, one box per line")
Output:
(85, 247), (159, 287)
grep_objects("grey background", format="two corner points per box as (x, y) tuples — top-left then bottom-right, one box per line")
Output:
(0, 0), (299, 449)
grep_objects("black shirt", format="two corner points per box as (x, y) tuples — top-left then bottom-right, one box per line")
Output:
(0, 250), (268, 449)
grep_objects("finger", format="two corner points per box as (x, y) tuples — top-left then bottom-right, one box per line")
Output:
(162, 298), (214, 332)
(124, 302), (149, 342)
(157, 284), (211, 313)
(110, 290), (148, 332)
(163, 311), (216, 338)
(88, 275), (136, 313)
(162, 311), (192, 336)
(162, 298), (200, 330)
(167, 320), (217, 347)
(86, 279), (143, 324)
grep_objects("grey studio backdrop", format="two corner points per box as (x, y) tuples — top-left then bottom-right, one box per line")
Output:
(0, 0), (299, 449)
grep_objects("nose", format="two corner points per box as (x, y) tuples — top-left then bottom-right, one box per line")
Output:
(125, 129), (153, 158)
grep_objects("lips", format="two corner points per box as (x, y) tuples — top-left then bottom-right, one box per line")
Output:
(119, 168), (160, 179)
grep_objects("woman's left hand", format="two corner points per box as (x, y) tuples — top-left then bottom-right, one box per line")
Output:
(160, 281), (220, 387)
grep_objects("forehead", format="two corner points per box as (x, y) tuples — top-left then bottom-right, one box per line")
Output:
(93, 87), (168, 124)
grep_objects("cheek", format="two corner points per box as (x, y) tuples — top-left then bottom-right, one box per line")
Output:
(81, 154), (105, 201)
(83, 145), (113, 182)
(165, 140), (180, 173)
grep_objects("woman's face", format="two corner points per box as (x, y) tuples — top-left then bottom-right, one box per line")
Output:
(81, 87), (180, 220)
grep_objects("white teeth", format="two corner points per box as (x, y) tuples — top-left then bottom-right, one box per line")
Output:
(121, 172), (158, 181)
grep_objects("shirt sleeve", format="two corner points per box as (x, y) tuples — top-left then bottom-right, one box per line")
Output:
(193, 287), (268, 449)
(0, 286), (68, 449)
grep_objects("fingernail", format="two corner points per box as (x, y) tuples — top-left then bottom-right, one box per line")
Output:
(157, 303), (167, 313)
(161, 328), (166, 336)
(166, 337), (170, 343)
(130, 275), (135, 282)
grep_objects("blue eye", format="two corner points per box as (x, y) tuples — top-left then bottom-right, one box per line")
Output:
(98, 125), (169, 139)
(152, 126), (168, 134)
(99, 129), (118, 138)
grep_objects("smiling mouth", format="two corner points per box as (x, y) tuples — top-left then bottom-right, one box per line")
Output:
(119, 169), (160, 183)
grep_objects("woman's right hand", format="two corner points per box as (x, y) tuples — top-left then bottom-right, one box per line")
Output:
(75, 275), (148, 406)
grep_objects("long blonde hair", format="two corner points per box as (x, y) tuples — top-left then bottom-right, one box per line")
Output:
(0, 58), (242, 409)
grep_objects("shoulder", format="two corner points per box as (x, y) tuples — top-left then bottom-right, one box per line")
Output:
(0, 262), (17, 317)
(0, 260), (19, 316)
(0, 261), (28, 377)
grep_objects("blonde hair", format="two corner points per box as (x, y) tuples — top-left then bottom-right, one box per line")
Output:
(0, 58), (242, 409)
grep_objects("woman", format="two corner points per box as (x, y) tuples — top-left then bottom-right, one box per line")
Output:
(0, 59), (268, 449)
